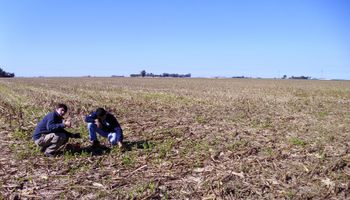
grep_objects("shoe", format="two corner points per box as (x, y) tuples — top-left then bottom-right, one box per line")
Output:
(44, 152), (55, 157)
(115, 142), (125, 152)
(91, 140), (100, 148)
(40, 146), (47, 153)
(109, 141), (123, 148)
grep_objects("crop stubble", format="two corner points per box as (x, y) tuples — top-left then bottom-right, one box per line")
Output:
(0, 77), (349, 199)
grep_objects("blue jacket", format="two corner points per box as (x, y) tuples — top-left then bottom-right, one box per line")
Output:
(32, 111), (71, 140)
(85, 112), (122, 133)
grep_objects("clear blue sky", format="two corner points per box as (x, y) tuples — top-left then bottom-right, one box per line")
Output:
(1, 0), (349, 79)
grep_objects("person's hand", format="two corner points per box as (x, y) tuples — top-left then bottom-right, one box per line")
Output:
(64, 119), (72, 128)
(95, 119), (102, 128)
(72, 133), (81, 138)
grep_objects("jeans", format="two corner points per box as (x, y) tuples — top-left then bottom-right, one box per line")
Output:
(87, 123), (123, 145)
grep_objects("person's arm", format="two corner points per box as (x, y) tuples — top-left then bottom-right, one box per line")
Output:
(63, 129), (73, 137)
(46, 113), (65, 132)
(85, 112), (97, 123)
(63, 129), (81, 138)
(108, 114), (121, 129)
(114, 126), (122, 134)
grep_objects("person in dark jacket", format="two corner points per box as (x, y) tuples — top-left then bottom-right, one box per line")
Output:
(85, 108), (123, 148)
(32, 103), (81, 157)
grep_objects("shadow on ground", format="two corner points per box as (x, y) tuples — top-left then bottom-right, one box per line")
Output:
(123, 140), (155, 151)
(63, 143), (111, 156)
(61, 140), (155, 156)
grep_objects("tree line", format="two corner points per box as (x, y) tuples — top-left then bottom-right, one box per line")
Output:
(130, 70), (191, 78)
(0, 67), (15, 77)
(282, 75), (310, 80)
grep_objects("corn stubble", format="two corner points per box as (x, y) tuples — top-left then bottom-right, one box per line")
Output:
(0, 77), (350, 199)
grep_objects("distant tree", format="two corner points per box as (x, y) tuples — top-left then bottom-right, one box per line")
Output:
(140, 70), (146, 77)
(232, 76), (246, 79)
(146, 73), (154, 77)
(130, 70), (191, 78)
(290, 76), (310, 80)
(0, 67), (15, 78)
(162, 73), (169, 77)
(282, 75), (287, 79)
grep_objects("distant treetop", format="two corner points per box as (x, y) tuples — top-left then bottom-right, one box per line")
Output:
(0, 67), (15, 78)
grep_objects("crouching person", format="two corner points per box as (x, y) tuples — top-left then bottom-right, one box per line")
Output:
(85, 108), (123, 148)
(32, 103), (81, 157)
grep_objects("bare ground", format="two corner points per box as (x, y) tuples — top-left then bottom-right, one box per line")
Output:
(0, 78), (350, 199)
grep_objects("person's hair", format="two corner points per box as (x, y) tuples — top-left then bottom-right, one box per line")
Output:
(96, 108), (107, 117)
(56, 103), (68, 112)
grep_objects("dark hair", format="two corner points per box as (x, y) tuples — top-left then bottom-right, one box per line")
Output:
(96, 108), (107, 117)
(56, 103), (68, 111)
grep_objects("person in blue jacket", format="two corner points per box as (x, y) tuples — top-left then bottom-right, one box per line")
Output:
(85, 107), (123, 148)
(32, 103), (81, 157)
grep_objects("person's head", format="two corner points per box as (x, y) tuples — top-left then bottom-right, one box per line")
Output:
(96, 108), (107, 120)
(55, 103), (68, 116)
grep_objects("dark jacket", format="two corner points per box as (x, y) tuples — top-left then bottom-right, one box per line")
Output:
(32, 111), (72, 140)
(85, 112), (122, 133)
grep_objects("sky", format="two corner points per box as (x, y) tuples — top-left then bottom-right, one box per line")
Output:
(0, 0), (349, 79)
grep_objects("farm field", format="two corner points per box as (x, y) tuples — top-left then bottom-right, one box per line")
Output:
(0, 77), (350, 199)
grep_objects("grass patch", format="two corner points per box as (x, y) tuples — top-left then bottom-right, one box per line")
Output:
(290, 137), (307, 146)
